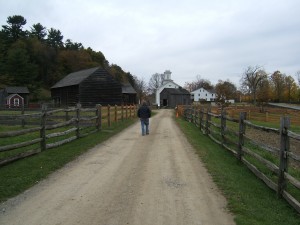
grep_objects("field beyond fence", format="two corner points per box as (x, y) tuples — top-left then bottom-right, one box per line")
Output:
(177, 104), (300, 214)
(0, 104), (137, 167)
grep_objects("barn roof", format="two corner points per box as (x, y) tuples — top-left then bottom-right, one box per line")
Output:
(51, 67), (100, 88)
(5, 86), (29, 94)
(122, 83), (137, 94)
(163, 88), (190, 95)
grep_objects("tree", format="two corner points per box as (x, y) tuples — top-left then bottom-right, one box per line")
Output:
(256, 78), (271, 103)
(30, 23), (47, 41)
(270, 71), (285, 102)
(215, 80), (237, 103)
(284, 75), (298, 103)
(65, 39), (83, 50)
(240, 66), (267, 104)
(148, 73), (164, 94)
(184, 75), (213, 92)
(6, 41), (38, 89)
(134, 76), (147, 103)
(85, 47), (106, 67)
(1, 15), (27, 44)
(296, 71), (300, 86)
(46, 28), (63, 48)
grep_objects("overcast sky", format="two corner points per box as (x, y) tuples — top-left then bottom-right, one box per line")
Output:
(1, 0), (300, 87)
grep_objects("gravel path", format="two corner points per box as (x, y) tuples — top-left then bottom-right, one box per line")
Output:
(0, 109), (235, 225)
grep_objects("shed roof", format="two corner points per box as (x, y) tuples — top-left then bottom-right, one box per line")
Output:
(122, 83), (137, 94)
(51, 67), (100, 88)
(6, 93), (23, 100)
(163, 88), (190, 95)
(5, 87), (29, 94)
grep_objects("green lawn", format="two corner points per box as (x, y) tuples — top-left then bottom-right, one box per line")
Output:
(176, 116), (300, 225)
(0, 118), (137, 202)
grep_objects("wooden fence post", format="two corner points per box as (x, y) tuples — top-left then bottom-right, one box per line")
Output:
(107, 105), (111, 127)
(21, 104), (25, 128)
(221, 109), (227, 145)
(129, 105), (132, 117)
(126, 105), (128, 119)
(76, 103), (81, 138)
(205, 106), (211, 135)
(265, 112), (269, 122)
(200, 108), (204, 132)
(115, 105), (118, 122)
(65, 107), (69, 121)
(121, 104), (124, 121)
(96, 104), (101, 131)
(238, 112), (247, 161)
(278, 116), (290, 197)
(40, 104), (47, 151)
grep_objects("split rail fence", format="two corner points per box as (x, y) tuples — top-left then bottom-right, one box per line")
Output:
(177, 105), (300, 213)
(0, 104), (137, 167)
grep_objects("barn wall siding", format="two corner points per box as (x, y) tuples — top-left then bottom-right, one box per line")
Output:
(51, 68), (124, 107)
(79, 71), (122, 107)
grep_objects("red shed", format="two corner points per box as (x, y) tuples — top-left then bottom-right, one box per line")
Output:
(6, 94), (24, 108)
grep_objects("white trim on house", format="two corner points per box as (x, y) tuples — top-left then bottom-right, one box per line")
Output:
(191, 88), (216, 102)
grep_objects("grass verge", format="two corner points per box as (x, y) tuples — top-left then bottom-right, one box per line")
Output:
(0, 118), (137, 203)
(175, 117), (300, 225)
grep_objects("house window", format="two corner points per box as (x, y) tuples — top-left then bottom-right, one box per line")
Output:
(14, 98), (20, 106)
(206, 94), (207, 96)
(198, 94), (200, 96)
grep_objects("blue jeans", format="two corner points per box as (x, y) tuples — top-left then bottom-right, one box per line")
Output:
(140, 118), (149, 135)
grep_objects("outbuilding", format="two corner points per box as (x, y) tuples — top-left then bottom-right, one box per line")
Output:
(160, 88), (191, 108)
(0, 86), (30, 108)
(51, 67), (123, 107)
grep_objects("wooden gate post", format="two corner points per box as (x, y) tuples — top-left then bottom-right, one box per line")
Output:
(238, 112), (247, 161)
(278, 116), (290, 197)
(40, 104), (47, 151)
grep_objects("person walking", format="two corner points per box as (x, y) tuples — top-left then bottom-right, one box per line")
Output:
(137, 101), (151, 136)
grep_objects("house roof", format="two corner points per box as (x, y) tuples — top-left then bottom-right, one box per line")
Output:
(5, 86), (29, 94)
(191, 87), (216, 94)
(122, 83), (137, 94)
(7, 93), (23, 100)
(163, 88), (190, 95)
(51, 67), (100, 88)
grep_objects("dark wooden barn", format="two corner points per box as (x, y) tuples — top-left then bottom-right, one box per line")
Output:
(0, 86), (30, 108)
(51, 67), (123, 107)
(160, 87), (191, 108)
(122, 82), (137, 104)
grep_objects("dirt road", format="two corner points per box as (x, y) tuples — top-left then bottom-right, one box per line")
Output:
(0, 109), (235, 225)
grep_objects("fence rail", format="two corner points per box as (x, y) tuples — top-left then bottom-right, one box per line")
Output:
(177, 105), (300, 213)
(0, 104), (137, 166)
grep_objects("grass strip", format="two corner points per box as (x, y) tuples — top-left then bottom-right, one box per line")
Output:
(176, 117), (300, 225)
(0, 118), (137, 202)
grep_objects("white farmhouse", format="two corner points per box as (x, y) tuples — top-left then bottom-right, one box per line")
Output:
(191, 88), (216, 102)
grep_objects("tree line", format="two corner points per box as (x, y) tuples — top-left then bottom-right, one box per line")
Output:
(0, 15), (137, 101)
